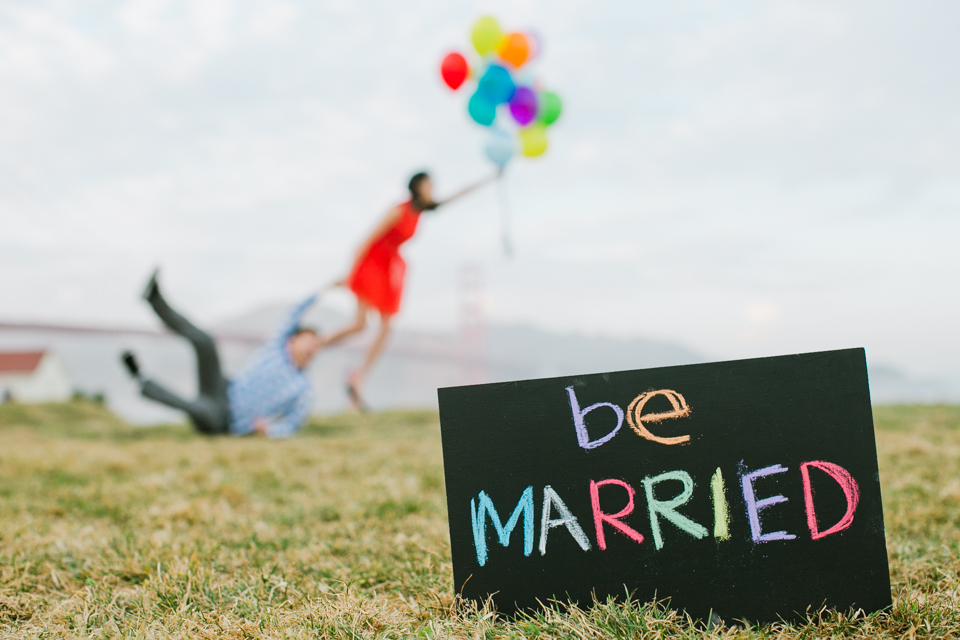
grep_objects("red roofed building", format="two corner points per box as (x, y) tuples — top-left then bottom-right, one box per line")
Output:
(0, 350), (72, 403)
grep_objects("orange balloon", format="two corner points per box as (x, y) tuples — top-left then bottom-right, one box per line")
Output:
(497, 32), (530, 68)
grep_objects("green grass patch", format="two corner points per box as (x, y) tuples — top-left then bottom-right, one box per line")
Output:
(0, 400), (958, 637)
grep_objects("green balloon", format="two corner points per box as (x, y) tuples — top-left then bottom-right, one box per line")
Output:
(537, 91), (562, 126)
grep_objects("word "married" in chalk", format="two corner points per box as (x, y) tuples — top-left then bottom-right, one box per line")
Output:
(471, 461), (860, 567)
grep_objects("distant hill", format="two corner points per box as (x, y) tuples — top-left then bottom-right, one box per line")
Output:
(213, 302), (351, 340)
(866, 364), (957, 405)
(0, 302), (954, 424)
(486, 324), (702, 381)
(209, 302), (705, 412)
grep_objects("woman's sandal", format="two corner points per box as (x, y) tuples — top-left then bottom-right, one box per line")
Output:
(345, 376), (370, 413)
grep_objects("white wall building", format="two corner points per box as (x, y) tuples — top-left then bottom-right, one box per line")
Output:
(0, 351), (72, 403)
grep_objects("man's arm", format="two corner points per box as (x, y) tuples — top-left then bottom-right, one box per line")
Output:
(269, 294), (318, 346)
(259, 391), (312, 439)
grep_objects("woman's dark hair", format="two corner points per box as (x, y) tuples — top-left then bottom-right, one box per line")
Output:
(408, 172), (438, 211)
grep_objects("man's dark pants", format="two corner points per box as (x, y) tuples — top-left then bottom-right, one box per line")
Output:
(142, 287), (231, 434)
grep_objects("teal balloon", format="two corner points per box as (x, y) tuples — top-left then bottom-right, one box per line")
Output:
(478, 64), (515, 105)
(468, 90), (497, 126)
(484, 128), (515, 167)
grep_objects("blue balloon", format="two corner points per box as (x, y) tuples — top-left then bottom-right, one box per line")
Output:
(484, 128), (515, 167)
(478, 64), (516, 105)
(468, 90), (497, 126)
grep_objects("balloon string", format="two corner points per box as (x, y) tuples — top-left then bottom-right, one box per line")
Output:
(498, 175), (513, 258)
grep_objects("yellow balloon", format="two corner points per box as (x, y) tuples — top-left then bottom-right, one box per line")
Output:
(471, 16), (502, 56)
(519, 125), (548, 157)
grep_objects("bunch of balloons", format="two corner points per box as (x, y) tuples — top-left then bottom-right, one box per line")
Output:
(440, 16), (562, 168)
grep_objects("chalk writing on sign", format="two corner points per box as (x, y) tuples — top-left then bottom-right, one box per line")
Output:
(472, 386), (860, 563)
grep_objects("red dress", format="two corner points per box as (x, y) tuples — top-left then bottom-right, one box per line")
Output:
(347, 201), (421, 316)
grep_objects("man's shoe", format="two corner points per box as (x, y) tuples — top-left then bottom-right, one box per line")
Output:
(121, 351), (142, 381)
(142, 268), (160, 301)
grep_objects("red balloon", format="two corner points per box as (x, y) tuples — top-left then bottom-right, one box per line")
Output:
(441, 52), (468, 90)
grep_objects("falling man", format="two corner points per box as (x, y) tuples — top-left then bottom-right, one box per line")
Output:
(122, 270), (322, 438)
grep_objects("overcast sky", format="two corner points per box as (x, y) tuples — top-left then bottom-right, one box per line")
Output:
(2, 0), (958, 380)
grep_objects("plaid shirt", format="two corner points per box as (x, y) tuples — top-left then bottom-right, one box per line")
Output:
(228, 295), (316, 439)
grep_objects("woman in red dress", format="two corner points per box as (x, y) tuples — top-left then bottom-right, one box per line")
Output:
(325, 171), (497, 408)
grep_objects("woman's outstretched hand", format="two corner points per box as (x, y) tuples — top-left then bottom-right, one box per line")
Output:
(319, 277), (346, 292)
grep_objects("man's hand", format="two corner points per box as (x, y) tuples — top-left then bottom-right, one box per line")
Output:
(253, 418), (270, 436)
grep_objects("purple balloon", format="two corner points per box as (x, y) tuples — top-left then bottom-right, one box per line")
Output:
(509, 86), (538, 126)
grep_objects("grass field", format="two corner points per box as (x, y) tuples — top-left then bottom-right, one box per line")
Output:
(1, 401), (959, 639)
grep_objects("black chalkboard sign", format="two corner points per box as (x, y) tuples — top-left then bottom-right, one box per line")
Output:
(437, 348), (890, 623)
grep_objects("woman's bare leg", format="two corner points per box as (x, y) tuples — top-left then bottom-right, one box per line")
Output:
(357, 312), (393, 382)
(324, 301), (369, 347)
(347, 311), (393, 410)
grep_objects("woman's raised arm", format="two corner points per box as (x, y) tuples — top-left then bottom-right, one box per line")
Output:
(435, 169), (502, 208)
